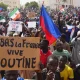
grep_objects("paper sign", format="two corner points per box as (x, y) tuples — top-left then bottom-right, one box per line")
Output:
(66, 25), (75, 30)
(8, 21), (22, 32)
(28, 22), (36, 28)
(0, 37), (40, 70)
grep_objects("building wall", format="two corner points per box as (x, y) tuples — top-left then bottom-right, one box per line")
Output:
(73, 0), (80, 7)
(38, 0), (80, 9)
(48, 0), (56, 9)
(0, 0), (20, 9)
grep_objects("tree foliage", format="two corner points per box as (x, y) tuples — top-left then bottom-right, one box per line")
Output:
(62, 0), (67, 2)
(0, 2), (8, 10)
(25, 2), (29, 7)
(25, 1), (39, 9)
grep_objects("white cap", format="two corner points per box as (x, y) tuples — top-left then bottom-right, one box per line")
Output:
(76, 21), (79, 24)
(76, 64), (80, 67)
(77, 31), (80, 36)
(13, 33), (18, 36)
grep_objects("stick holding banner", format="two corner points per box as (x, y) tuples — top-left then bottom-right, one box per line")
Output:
(42, 0), (44, 5)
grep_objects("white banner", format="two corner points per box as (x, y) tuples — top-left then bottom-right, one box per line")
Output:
(8, 21), (22, 32)
(66, 24), (75, 30)
(28, 21), (36, 28)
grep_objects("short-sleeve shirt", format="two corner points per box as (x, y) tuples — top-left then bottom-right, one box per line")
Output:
(60, 65), (74, 80)
(40, 50), (52, 67)
(53, 49), (71, 58)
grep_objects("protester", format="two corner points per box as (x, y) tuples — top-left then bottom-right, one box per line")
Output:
(71, 31), (80, 65)
(71, 30), (80, 44)
(53, 41), (71, 58)
(40, 39), (52, 68)
(1, 70), (24, 80)
(74, 64), (80, 80)
(59, 55), (74, 80)
(60, 33), (71, 52)
(41, 55), (61, 80)
(1, 71), (5, 78)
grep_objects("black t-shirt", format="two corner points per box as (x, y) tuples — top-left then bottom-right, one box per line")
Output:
(74, 66), (80, 80)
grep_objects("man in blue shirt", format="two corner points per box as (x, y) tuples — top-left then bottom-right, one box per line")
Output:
(1, 70), (24, 80)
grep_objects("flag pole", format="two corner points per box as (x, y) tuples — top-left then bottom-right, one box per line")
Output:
(42, 1), (44, 5)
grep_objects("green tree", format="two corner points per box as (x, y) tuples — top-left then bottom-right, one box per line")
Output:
(25, 2), (29, 8)
(25, 1), (39, 9)
(0, 2), (8, 10)
(62, 0), (67, 2)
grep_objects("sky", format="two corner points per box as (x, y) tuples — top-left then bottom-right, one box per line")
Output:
(20, 0), (38, 5)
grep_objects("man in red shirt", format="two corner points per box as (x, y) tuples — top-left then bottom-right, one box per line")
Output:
(40, 39), (52, 68)
(36, 40), (52, 80)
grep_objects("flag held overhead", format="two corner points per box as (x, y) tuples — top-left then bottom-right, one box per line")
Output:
(40, 5), (61, 45)
(9, 8), (21, 21)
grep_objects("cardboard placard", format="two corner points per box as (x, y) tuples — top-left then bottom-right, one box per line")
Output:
(27, 12), (36, 18)
(0, 37), (40, 70)
(8, 21), (22, 32)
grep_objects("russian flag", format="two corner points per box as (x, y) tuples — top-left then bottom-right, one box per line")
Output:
(40, 5), (61, 45)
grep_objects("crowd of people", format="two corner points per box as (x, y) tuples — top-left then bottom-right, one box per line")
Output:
(0, 6), (80, 80)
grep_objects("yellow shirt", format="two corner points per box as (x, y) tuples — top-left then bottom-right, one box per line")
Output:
(60, 65), (74, 80)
